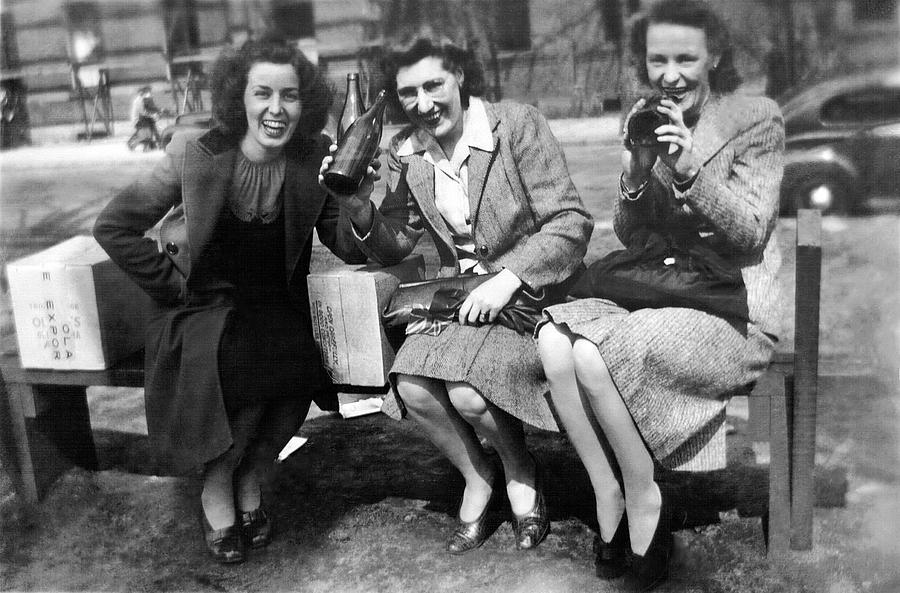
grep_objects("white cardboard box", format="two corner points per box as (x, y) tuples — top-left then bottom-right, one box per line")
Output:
(6, 236), (153, 370)
(307, 256), (424, 386)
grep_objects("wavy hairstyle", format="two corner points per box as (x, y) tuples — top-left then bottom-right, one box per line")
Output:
(380, 35), (485, 117)
(209, 36), (333, 151)
(629, 0), (741, 94)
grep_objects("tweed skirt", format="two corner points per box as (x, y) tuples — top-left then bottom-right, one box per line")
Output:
(539, 298), (775, 469)
(382, 323), (560, 431)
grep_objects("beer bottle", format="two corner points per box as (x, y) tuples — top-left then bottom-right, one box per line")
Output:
(323, 89), (387, 196)
(337, 73), (365, 143)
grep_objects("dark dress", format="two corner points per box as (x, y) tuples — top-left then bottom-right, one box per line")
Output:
(94, 130), (365, 476)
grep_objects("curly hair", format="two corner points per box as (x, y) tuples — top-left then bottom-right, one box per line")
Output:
(208, 36), (333, 150)
(629, 0), (741, 94)
(380, 35), (485, 117)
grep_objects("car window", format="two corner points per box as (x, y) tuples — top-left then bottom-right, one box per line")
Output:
(820, 87), (900, 125)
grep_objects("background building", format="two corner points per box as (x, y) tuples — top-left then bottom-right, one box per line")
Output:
(0, 0), (897, 143)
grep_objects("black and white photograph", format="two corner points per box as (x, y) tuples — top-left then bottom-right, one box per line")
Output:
(1, 1), (898, 591)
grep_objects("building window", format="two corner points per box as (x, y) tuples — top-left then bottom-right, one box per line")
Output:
(65, 2), (104, 65)
(270, 0), (315, 40)
(494, 0), (531, 51)
(854, 0), (896, 20)
(164, 0), (201, 56)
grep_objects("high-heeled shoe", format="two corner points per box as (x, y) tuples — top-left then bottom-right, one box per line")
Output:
(511, 455), (550, 551)
(199, 504), (246, 564)
(446, 464), (504, 555)
(593, 513), (630, 579)
(240, 506), (273, 549)
(624, 487), (672, 592)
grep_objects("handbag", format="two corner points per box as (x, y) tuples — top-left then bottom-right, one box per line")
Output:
(382, 273), (551, 336)
(569, 227), (750, 322)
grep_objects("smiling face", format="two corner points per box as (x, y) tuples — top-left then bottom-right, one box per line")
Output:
(644, 22), (717, 120)
(241, 62), (301, 160)
(395, 56), (465, 152)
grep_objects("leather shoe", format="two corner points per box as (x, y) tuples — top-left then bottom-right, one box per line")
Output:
(446, 464), (503, 555)
(593, 513), (630, 579)
(240, 506), (273, 549)
(511, 456), (550, 550)
(624, 487), (672, 592)
(199, 505), (245, 564)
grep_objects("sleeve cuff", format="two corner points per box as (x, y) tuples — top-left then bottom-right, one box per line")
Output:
(619, 173), (648, 202)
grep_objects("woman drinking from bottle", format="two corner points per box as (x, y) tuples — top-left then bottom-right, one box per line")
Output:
(319, 35), (592, 554)
(537, 0), (785, 588)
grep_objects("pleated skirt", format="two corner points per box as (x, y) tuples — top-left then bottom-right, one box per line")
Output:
(382, 322), (560, 431)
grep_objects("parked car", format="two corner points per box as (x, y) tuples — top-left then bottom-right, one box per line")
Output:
(778, 69), (900, 214)
(159, 110), (214, 149)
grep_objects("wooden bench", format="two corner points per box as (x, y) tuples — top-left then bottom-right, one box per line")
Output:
(0, 210), (823, 556)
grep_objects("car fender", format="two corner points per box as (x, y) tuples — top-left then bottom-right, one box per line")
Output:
(783, 144), (860, 181)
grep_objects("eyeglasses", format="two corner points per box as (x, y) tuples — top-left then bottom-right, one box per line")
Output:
(396, 78), (449, 104)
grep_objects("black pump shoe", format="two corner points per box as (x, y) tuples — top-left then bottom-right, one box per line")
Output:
(199, 505), (246, 564)
(446, 465), (504, 555)
(624, 489), (673, 592)
(240, 506), (273, 549)
(593, 513), (630, 579)
(511, 457), (550, 551)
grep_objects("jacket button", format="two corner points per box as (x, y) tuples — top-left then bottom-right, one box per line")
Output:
(165, 242), (179, 255)
(479, 245), (488, 256)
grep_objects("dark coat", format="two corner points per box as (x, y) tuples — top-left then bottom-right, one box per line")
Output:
(93, 128), (364, 472)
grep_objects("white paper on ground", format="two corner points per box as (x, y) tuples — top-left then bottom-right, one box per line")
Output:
(276, 435), (309, 463)
(338, 397), (384, 419)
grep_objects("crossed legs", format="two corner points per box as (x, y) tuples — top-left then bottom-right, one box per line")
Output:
(537, 322), (660, 555)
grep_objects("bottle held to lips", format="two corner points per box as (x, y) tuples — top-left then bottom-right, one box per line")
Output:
(323, 89), (387, 196)
(626, 95), (669, 148)
(337, 73), (365, 143)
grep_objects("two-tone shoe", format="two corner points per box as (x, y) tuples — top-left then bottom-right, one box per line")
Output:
(240, 506), (273, 549)
(511, 457), (550, 551)
(199, 506), (246, 564)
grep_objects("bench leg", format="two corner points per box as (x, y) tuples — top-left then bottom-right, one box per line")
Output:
(4, 382), (98, 502)
(766, 374), (792, 556)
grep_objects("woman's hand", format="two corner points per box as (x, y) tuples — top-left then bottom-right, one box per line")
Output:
(621, 98), (658, 190)
(653, 98), (698, 181)
(458, 269), (523, 326)
(318, 145), (382, 228)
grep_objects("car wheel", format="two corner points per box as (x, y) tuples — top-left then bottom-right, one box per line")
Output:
(787, 175), (853, 215)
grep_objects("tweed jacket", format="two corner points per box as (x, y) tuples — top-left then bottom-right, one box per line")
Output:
(93, 128), (365, 472)
(615, 93), (785, 336)
(349, 100), (594, 295)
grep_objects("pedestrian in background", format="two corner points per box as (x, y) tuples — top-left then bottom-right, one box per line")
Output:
(94, 36), (365, 564)
(537, 0), (784, 589)
(320, 35), (593, 555)
(126, 85), (164, 151)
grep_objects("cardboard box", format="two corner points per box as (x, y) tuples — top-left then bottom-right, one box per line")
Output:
(307, 256), (424, 386)
(6, 236), (153, 370)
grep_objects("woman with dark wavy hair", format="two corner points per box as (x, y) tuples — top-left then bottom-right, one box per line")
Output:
(94, 36), (365, 564)
(320, 35), (593, 554)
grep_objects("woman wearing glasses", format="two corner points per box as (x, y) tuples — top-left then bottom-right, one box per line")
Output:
(320, 35), (592, 554)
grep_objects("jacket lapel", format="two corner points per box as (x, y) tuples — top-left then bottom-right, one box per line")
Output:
(691, 94), (731, 167)
(283, 154), (326, 279)
(182, 137), (235, 271)
(403, 154), (453, 244)
(467, 103), (500, 224)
